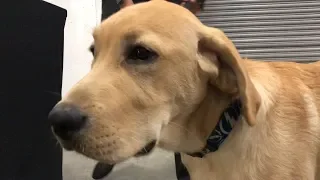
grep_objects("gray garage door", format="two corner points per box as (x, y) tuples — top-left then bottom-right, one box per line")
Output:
(197, 0), (320, 62)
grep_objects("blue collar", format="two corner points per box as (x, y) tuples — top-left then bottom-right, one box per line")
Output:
(188, 99), (242, 157)
(175, 99), (242, 180)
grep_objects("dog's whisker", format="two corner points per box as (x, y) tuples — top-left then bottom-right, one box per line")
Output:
(99, 149), (104, 158)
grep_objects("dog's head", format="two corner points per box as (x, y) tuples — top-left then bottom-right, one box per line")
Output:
(49, 0), (260, 164)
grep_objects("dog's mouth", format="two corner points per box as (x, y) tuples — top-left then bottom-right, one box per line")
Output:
(58, 136), (156, 160)
(135, 140), (157, 157)
(56, 139), (74, 151)
(53, 133), (74, 151)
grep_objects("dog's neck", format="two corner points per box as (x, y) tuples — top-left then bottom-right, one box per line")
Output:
(188, 98), (242, 157)
(160, 61), (271, 155)
(159, 86), (238, 153)
(183, 86), (240, 153)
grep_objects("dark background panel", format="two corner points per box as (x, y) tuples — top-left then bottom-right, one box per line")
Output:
(0, 1), (66, 180)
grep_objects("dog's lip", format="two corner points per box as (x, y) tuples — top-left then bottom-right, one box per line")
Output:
(135, 140), (157, 157)
(63, 144), (74, 151)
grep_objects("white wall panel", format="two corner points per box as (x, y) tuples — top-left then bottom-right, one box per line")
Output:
(43, 0), (100, 96)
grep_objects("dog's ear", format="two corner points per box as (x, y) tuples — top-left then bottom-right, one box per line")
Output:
(197, 27), (261, 126)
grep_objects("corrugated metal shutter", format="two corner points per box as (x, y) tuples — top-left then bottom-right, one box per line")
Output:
(197, 0), (320, 62)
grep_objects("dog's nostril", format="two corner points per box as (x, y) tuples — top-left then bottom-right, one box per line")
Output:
(48, 103), (87, 140)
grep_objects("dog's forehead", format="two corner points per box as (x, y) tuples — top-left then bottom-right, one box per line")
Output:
(94, 1), (199, 39)
(116, 1), (193, 24)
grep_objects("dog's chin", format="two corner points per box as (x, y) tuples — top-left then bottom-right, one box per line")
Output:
(62, 143), (74, 151)
(58, 138), (157, 163)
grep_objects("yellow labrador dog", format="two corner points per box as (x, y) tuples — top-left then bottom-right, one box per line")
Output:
(49, 0), (320, 179)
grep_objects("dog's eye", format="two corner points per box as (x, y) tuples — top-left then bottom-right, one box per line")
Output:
(89, 45), (95, 55)
(127, 45), (157, 64)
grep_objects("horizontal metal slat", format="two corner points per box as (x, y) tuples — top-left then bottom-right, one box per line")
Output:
(200, 14), (320, 22)
(228, 31), (320, 38)
(200, 2), (320, 11)
(233, 36), (320, 43)
(205, 20), (320, 28)
(236, 42), (320, 49)
(218, 25), (320, 34)
(206, 0), (318, 5)
(242, 53), (320, 58)
(201, 8), (319, 17)
(252, 57), (319, 63)
(240, 47), (320, 54)
(241, 52), (320, 60)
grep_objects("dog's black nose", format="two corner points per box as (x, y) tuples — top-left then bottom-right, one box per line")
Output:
(49, 103), (87, 140)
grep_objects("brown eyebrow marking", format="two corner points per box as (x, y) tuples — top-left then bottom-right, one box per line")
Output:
(123, 32), (139, 44)
(121, 32), (139, 55)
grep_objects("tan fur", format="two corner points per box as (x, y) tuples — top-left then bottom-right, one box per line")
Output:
(54, 1), (320, 179)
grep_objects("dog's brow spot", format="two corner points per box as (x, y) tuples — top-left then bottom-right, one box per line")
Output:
(124, 32), (138, 43)
(132, 99), (147, 110)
